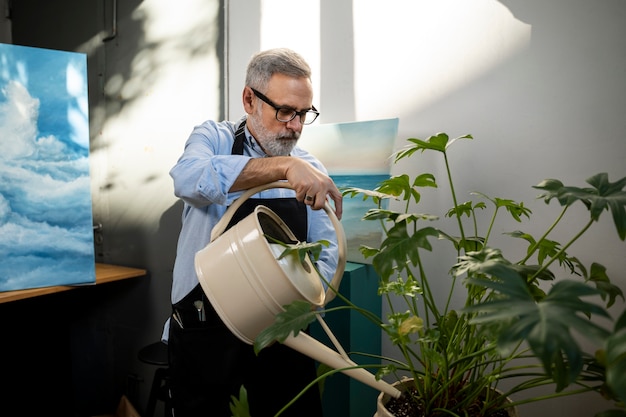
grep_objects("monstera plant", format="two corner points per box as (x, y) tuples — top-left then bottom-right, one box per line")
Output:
(235, 133), (626, 417)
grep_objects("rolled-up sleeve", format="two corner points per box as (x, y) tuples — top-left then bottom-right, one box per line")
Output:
(170, 121), (250, 207)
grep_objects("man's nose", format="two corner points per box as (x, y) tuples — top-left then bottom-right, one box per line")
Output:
(286, 115), (303, 130)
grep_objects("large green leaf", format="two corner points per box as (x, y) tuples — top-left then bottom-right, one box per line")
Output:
(446, 200), (477, 219)
(253, 300), (317, 354)
(341, 186), (396, 205)
(413, 173), (438, 188)
(394, 133), (473, 160)
(606, 310), (626, 404)
(270, 239), (329, 265)
(376, 174), (421, 203)
(586, 174), (626, 236)
(534, 174), (626, 240)
(588, 262), (625, 308)
(376, 174), (416, 202)
(455, 248), (527, 289)
(466, 257), (612, 390)
(362, 208), (437, 223)
(229, 385), (252, 417)
(469, 192), (533, 223)
(373, 225), (439, 281)
(506, 230), (572, 268)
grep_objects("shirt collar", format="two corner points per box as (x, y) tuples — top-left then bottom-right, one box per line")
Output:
(243, 123), (270, 158)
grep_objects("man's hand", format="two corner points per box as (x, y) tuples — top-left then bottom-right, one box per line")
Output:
(231, 157), (343, 220)
(284, 159), (342, 220)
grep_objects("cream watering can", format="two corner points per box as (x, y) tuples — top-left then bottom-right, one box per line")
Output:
(194, 181), (402, 399)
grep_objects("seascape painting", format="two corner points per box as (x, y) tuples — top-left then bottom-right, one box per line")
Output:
(0, 43), (95, 292)
(299, 118), (399, 263)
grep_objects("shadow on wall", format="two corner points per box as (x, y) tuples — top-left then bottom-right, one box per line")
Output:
(7, 1), (218, 414)
(90, 0), (225, 155)
(145, 198), (183, 308)
(155, 199), (183, 274)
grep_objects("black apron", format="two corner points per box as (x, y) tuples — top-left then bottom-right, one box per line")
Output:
(168, 120), (323, 417)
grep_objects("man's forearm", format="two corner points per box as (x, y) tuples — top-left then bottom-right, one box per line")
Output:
(229, 157), (291, 192)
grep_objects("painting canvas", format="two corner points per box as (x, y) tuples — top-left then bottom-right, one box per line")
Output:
(0, 43), (95, 292)
(299, 118), (399, 264)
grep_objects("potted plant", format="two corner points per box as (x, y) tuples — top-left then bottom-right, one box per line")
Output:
(234, 133), (626, 417)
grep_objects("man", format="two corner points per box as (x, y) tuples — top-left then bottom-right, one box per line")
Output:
(164, 48), (342, 417)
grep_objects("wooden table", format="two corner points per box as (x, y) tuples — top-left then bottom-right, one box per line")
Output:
(0, 263), (147, 304)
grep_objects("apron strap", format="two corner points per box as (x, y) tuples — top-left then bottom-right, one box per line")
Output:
(231, 119), (247, 155)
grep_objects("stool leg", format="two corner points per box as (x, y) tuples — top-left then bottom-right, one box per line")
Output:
(161, 369), (173, 417)
(145, 367), (167, 417)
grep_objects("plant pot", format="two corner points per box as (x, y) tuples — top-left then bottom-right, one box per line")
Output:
(374, 379), (519, 417)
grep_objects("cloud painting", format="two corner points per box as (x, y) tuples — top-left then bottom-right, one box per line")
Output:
(0, 43), (95, 292)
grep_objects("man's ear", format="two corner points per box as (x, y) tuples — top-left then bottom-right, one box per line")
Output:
(242, 86), (255, 113)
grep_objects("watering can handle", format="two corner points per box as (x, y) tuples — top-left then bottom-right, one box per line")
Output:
(210, 181), (347, 305)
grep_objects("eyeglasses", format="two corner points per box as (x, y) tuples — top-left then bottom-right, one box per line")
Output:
(250, 87), (320, 125)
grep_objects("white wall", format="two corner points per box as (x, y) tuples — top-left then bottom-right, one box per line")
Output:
(229, 0), (626, 415)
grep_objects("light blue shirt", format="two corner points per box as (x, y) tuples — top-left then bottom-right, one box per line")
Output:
(162, 117), (339, 340)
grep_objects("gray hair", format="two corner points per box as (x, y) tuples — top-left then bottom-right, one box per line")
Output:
(245, 48), (312, 91)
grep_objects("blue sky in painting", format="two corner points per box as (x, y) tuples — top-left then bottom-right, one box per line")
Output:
(0, 43), (95, 291)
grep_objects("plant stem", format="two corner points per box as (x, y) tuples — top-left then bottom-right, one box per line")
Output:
(530, 218), (594, 281)
(414, 246), (439, 325)
(520, 206), (568, 265)
(443, 151), (467, 247)
(483, 207), (499, 247)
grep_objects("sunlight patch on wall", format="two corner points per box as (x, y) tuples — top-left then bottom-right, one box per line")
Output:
(260, 0), (321, 109)
(135, 0), (219, 41)
(352, 0), (531, 119)
(90, 0), (223, 231)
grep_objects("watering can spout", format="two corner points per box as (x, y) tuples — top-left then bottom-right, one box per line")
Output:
(284, 333), (402, 399)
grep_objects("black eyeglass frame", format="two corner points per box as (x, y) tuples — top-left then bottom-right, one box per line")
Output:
(250, 87), (320, 125)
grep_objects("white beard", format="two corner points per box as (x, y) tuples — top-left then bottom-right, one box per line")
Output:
(247, 109), (300, 156)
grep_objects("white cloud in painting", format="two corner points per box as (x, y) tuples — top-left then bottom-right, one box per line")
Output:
(0, 77), (94, 291)
(0, 81), (38, 158)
